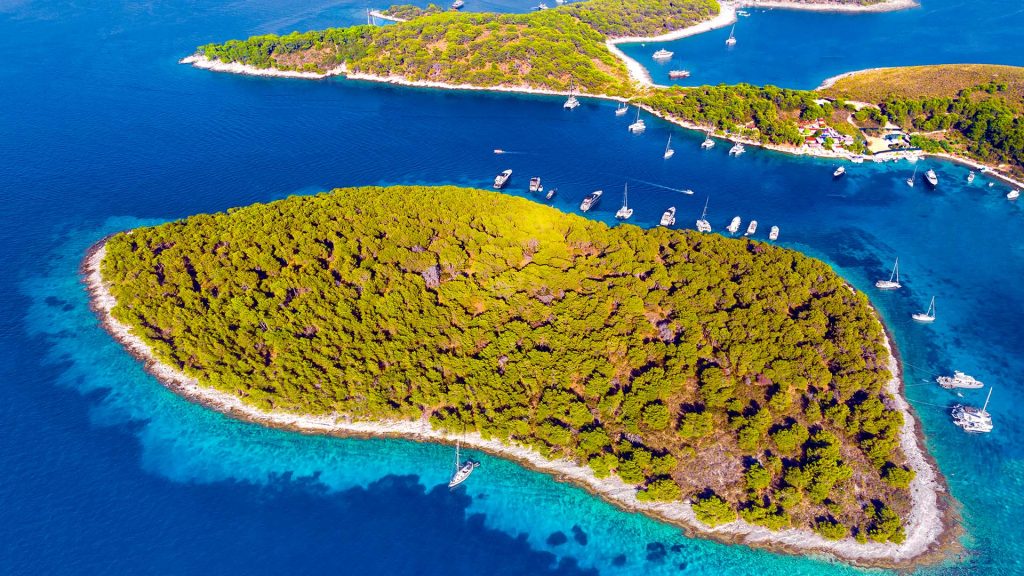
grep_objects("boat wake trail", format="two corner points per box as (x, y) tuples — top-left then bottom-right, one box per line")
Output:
(628, 177), (694, 195)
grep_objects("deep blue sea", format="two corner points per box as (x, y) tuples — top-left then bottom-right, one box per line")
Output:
(2, 1), (1023, 574)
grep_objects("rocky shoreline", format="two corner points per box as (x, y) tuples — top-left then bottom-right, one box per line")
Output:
(84, 219), (956, 569)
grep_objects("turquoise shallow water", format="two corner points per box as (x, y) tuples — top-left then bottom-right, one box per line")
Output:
(2, 1), (1023, 574)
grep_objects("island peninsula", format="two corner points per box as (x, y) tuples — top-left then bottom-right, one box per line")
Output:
(86, 186), (957, 568)
(183, 0), (1024, 186)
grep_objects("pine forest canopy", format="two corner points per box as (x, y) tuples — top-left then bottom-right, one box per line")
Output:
(102, 186), (915, 542)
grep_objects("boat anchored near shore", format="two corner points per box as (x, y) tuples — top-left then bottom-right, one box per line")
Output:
(952, 388), (994, 433)
(695, 197), (711, 232)
(493, 169), (512, 189)
(768, 226), (779, 241)
(580, 190), (603, 212)
(652, 48), (673, 60)
(660, 206), (676, 226)
(628, 107), (645, 133)
(938, 371), (983, 390)
(875, 257), (901, 290)
(448, 440), (480, 488)
(728, 142), (745, 156)
(912, 296), (936, 323)
(663, 134), (675, 159)
(615, 184), (633, 220)
(727, 216), (741, 234)
(744, 220), (758, 236)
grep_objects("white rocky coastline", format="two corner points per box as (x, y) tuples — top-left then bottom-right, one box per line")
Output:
(84, 221), (950, 568)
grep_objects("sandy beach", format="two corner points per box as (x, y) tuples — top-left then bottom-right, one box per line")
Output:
(85, 222), (955, 569)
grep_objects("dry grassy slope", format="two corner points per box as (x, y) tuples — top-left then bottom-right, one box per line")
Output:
(822, 64), (1024, 110)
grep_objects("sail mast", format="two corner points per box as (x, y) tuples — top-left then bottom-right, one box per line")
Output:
(982, 387), (993, 413)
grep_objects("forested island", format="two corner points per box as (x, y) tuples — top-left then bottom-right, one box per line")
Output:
(90, 186), (950, 566)
(186, 0), (1023, 176)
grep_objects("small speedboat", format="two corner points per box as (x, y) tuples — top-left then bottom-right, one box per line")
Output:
(768, 226), (779, 241)
(1008, 189), (1020, 200)
(967, 171), (976, 183)
(493, 169), (512, 189)
(660, 206), (676, 226)
(545, 187), (556, 201)
(727, 216), (741, 234)
(833, 166), (846, 178)
(529, 176), (543, 193)
(925, 169), (939, 187)
(451, 0), (465, 8)
(744, 220), (758, 236)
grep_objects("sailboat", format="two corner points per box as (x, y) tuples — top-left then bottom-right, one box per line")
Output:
(563, 78), (580, 109)
(725, 25), (737, 46)
(695, 197), (711, 232)
(663, 134), (675, 159)
(448, 440), (480, 488)
(615, 101), (628, 116)
(952, 387), (994, 433)
(912, 296), (936, 323)
(628, 107), (646, 133)
(615, 183), (633, 220)
(906, 164), (918, 187)
(701, 129), (715, 149)
(875, 257), (901, 290)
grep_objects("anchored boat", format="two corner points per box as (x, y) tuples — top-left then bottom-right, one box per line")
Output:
(745, 220), (758, 236)
(951, 388), (994, 433)
(653, 48), (673, 60)
(727, 216), (741, 234)
(580, 190), (603, 212)
(912, 296), (936, 323)
(660, 206), (676, 226)
(695, 197), (711, 232)
(938, 371), (984, 390)
(768, 225), (779, 241)
(615, 183), (633, 220)
(663, 134), (675, 159)
(448, 441), (480, 488)
(628, 107), (646, 133)
(493, 169), (512, 189)
(875, 257), (901, 290)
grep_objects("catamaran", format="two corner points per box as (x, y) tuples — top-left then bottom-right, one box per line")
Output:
(833, 166), (846, 178)
(615, 183), (633, 220)
(906, 164), (918, 187)
(493, 169), (512, 189)
(448, 440), (480, 488)
(628, 107), (646, 133)
(701, 129), (715, 149)
(563, 79), (580, 110)
(875, 257), (901, 290)
(529, 176), (543, 193)
(727, 216), (741, 234)
(912, 296), (936, 323)
(768, 225), (779, 241)
(729, 142), (745, 156)
(660, 206), (676, 226)
(725, 25), (737, 46)
(938, 371), (983, 390)
(695, 197), (711, 232)
(580, 190), (603, 212)
(951, 388), (994, 433)
(615, 101), (628, 116)
(925, 169), (939, 187)
(663, 134), (675, 159)
(653, 48), (673, 60)
(744, 220), (758, 236)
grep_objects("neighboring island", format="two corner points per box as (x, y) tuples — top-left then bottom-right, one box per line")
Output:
(87, 186), (953, 568)
(182, 0), (1024, 183)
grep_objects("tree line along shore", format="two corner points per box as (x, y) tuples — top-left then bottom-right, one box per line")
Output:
(191, 0), (1023, 177)
(99, 186), (936, 552)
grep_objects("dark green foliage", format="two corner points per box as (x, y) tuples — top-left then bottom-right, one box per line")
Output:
(867, 502), (906, 544)
(562, 0), (717, 37)
(641, 84), (812, 146)
(692, 493), (737, 527)
(637, 478), (683, 502)
(815, 518), (849, 540)
(770, 422), (809, 455)
(101, 185), (906, 533)
(739, 501), (790, 530)
(744, 462), (771, 492)
(881, 463), (916, 489)
(381, 3), (443, 20)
